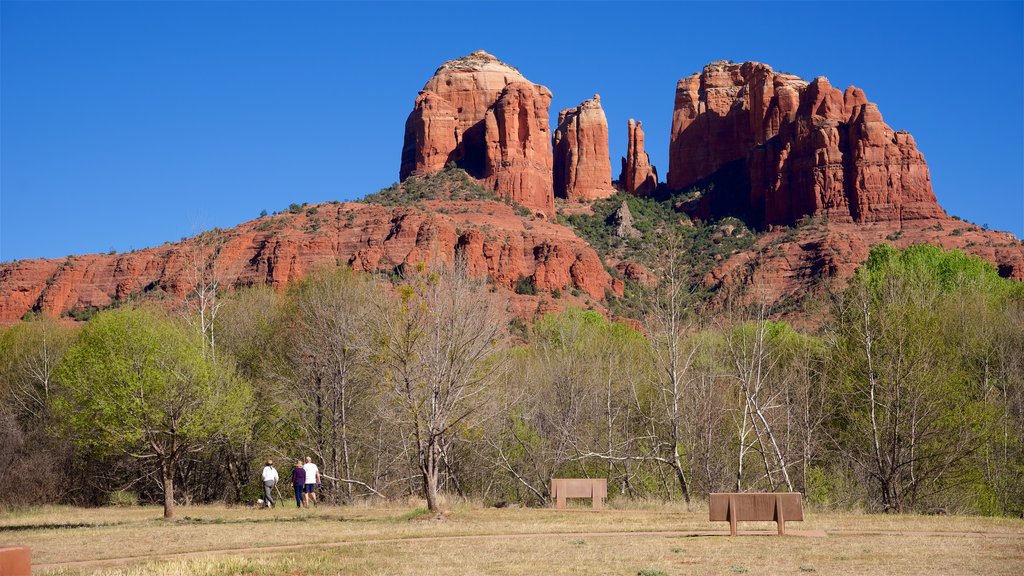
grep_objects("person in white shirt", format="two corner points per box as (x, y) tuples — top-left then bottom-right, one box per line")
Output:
(302, 457), (321, 507)
(261, 459), (279, 508)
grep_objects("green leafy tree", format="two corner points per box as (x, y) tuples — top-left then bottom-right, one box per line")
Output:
(829, 245), (1015, 512)
(55, 307), (251, 518)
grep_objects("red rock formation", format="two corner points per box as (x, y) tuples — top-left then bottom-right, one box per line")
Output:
(619, 119), (658, 196)
(553, 95), (615, 201)
(483, 82), (555, 216)
(704, 218), (1024, 309)
(668, 61), (945, 226)
(400, 50), (555, 216)
(0, 198), (613, 325)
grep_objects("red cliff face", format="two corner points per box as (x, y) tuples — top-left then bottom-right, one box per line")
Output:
(0, 199), (614, 325)
(619, 119), (658, 196)
(668, 61), (945, 227)
(553, 95), (615, 202)
(483, 82), (556, 216)
(401, 51), (555, 217)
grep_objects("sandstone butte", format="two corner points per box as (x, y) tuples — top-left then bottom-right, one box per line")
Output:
(553, 95), (616, 202)
(619, 118), (658, 196)
(400, 50), (555, 217)
(2, 56), (1022, 326)
(667, 61), (945, 227)
(0, 200), (618, 325)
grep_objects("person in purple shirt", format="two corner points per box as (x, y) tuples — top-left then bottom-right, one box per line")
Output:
(291, 460), (306, 508)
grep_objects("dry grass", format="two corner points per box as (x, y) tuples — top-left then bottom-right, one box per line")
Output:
(2, 501), (1021, 575)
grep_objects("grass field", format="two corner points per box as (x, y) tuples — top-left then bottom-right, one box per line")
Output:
(2, 501), (1022, 575)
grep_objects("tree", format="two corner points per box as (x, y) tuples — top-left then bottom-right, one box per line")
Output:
(828, 245), (1004, 512)
(575, 235), (700, 505)
(281, 266), (379, 502)
(0, 316), (77, 506)
(490, 308), (645, 504)
(723, 308), (822, 493)
(55, 307), (251, 518)
(0, 315), (75, 421)
(375, 261), (505, 511)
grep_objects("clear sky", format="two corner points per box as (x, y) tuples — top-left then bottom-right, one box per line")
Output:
(2, 1), (1022, 261)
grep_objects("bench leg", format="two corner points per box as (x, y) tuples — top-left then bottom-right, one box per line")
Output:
(728, 495), (737, 536)
(776, 495), (786, 535)
(556, 493), (566, 510)
(592, 494), (602, 510)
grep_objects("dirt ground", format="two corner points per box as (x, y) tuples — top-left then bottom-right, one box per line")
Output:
(2, 502), (1022, 575)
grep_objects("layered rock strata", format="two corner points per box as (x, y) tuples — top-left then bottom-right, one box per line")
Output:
(668, 61), (945, 226)
(401, 51), (555, 216)
(553, 95), (615, 201)
(0, 199), (615, 324)
(619, 119), (658, 196)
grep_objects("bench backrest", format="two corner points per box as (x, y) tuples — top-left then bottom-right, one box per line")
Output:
(551, 478), (607, 500)
(709, 493), (803, 522)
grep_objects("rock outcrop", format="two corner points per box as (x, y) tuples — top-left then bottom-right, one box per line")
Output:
(483, 82), (555, 216)
(0, 198), (615, 324)
(668, 61), (945, 227)
(613, 201), (641, 239)
(401, 51), (555, 216)
(704, 218), (1024, 310)
(553, 95), (615, 201)
(619, 119), (658, 196)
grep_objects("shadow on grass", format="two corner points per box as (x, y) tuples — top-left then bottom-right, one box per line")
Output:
(0, 522), (112, 532)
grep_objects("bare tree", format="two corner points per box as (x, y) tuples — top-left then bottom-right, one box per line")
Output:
(723, 298), (794, 492)
(183, 241), (223, 358)
(375, 260), (506, 511)
(574, 235), (698, 505)
(283, 266), (378, 502)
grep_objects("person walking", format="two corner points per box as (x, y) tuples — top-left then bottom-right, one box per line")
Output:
(303, 456), (321, 507)
(291, 460), (306, 508)
(261, 459), (279, 508)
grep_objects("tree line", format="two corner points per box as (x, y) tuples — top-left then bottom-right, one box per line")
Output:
(1, 244), (1021, 517)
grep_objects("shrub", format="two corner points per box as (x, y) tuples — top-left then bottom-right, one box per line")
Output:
(107, 490), (139, 507)
(514, 276), (536, 295)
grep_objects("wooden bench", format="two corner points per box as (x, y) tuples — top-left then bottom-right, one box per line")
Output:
(0, 546), (31, 576)
(709, 492), (803, 535)
(551, 478), (607, 510)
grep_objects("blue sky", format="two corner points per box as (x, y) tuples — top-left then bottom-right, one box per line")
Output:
(2, 1), (1022, 261)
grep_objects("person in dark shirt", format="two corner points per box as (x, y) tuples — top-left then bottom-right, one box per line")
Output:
(291, 460), (306, 508)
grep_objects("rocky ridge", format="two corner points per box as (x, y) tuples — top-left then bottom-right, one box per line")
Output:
(0, 177), (617, 324)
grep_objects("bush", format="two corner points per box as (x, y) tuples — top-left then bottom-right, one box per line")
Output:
(107, 490), (139, 507)
(514, 276), (536, 295)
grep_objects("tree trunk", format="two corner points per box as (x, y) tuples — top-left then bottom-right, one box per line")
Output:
(423, 467), (439, 512)
(161, 457), (175, 520)
(423, 442), (440, 512)
(671, 447), (692, 505)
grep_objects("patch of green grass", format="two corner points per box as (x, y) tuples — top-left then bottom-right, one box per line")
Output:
(393, 507), (432, 522)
